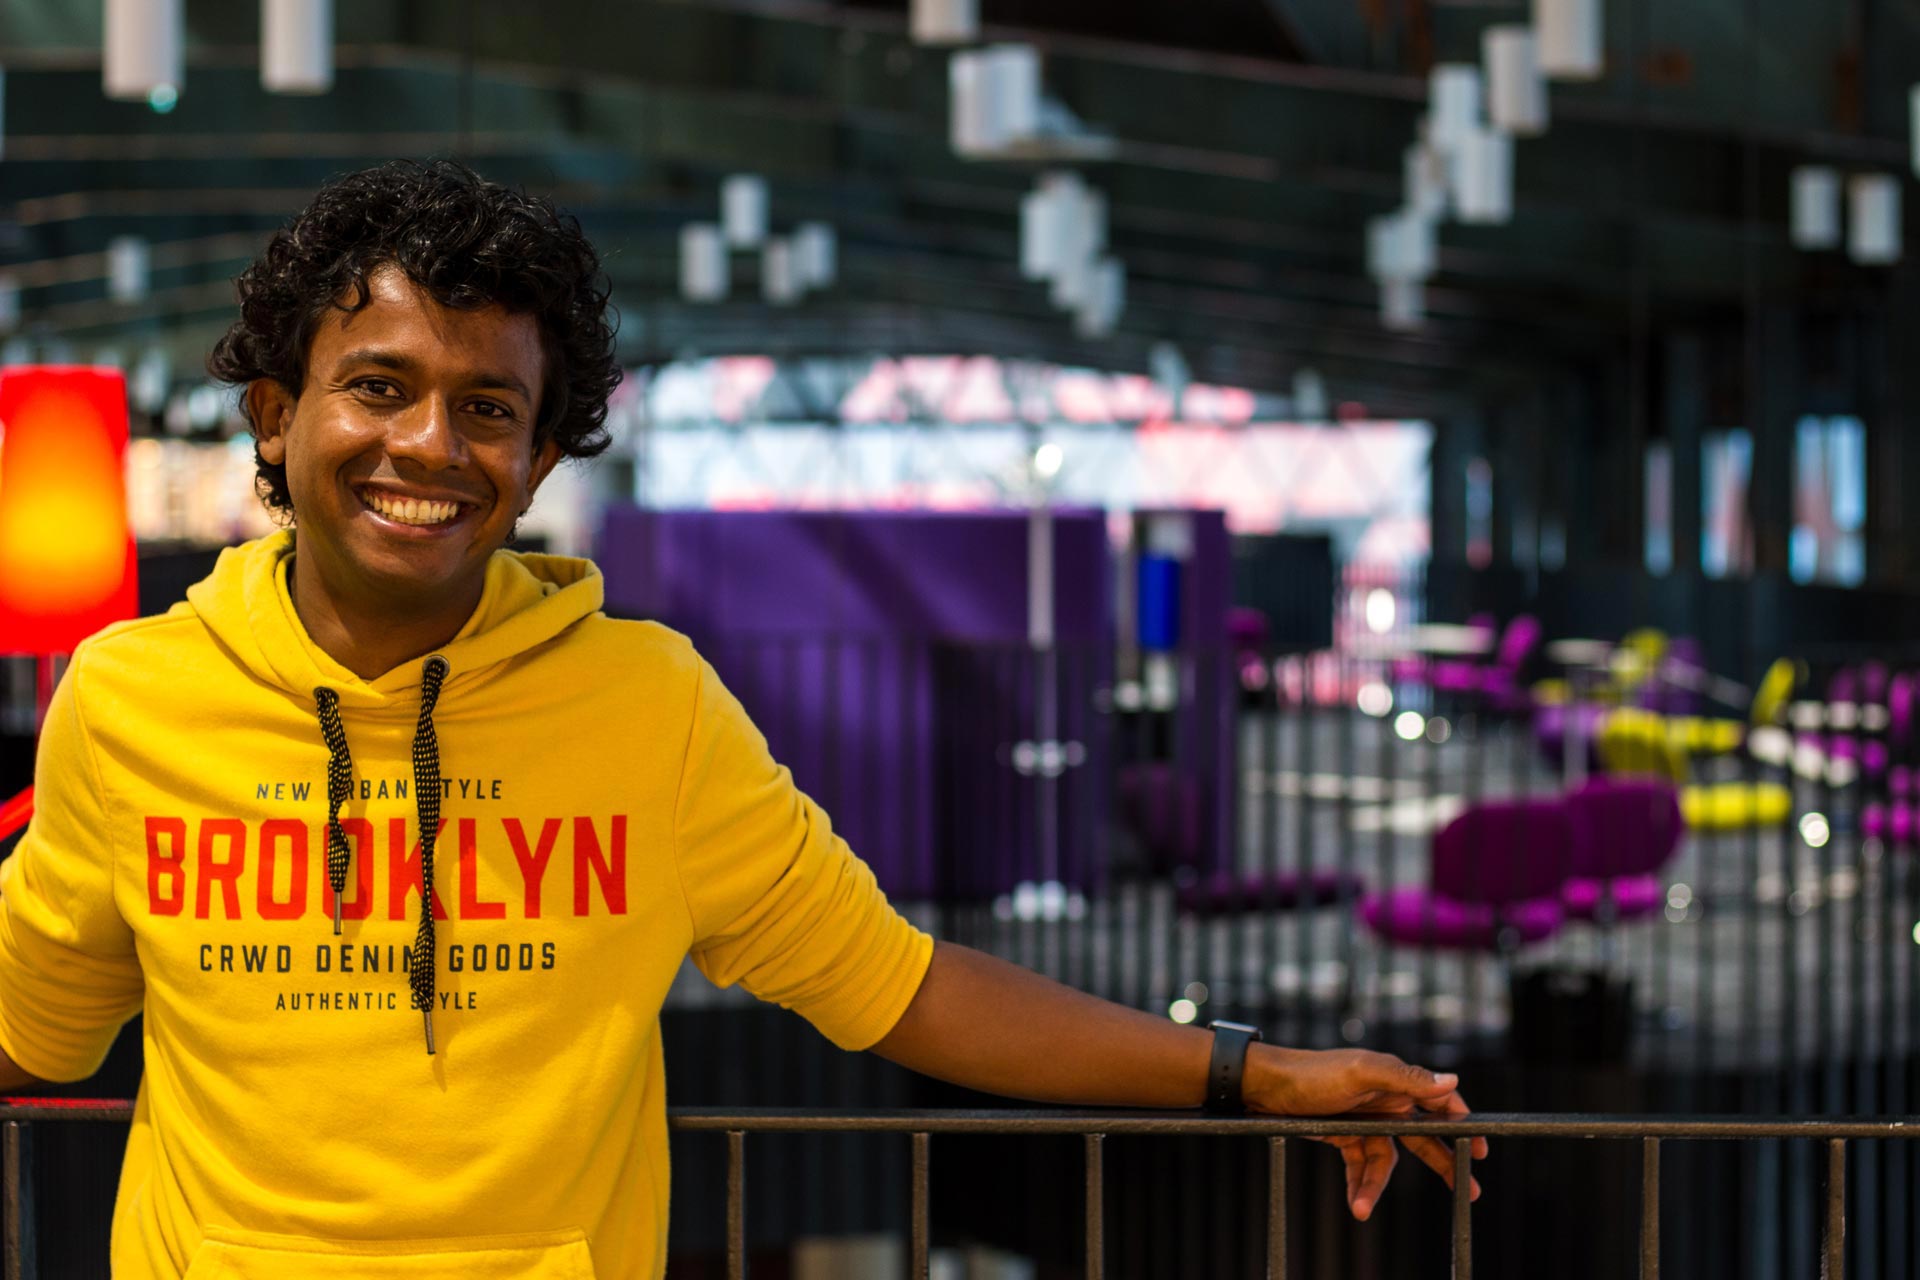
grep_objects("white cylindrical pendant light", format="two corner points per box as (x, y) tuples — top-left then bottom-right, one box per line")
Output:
(106, 0), (184, 102)
(986, 44), (1041, 151)
(1848, 173), (1902, 266)
(762, 238), (801, 306)
(1292, 368), (1328, 421)
(1911, 85), (1920, 178)
(1534, 0), (1604, 80)
(950, 49), (990, 155)
(1074, 258), (1125, 338)
(911, 0), (978, 46)
(262, 0), (333, 94)
(1405, 142), (1448, 219)
(1368, 209), (1436, 282)
(107, 236), (150, 303)
(1484, 26), (1548, 136)
(1020, 185), (1063, 279)
(793, 222), (837, 290)
(1428, 65), (1483, 154)
(1452, 126), (1515, 224)
(721, 174), (768, 248)
(1790, 166), (1842, 250)
(1381, 278), (1425, 332)
(679, 223), (728, 302)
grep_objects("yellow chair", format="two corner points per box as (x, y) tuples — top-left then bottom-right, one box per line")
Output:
(1596, 707), (1793, 830)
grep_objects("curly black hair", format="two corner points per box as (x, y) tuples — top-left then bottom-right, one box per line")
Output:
(209, 159), (620, 516)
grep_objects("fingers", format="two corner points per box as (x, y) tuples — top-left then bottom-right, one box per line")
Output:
(1346, 1135), (1398, 1221)
(1397, 1133), (1483, 1202)
(1414, 1086), (1489, 1159)
(1355, 1050), (1461, 1100)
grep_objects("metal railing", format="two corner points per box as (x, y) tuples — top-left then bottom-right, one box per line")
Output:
(10, 1101), (1910, 1280)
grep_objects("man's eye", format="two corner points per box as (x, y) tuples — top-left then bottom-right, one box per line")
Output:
(467, 400), (513, 419)
(356, 379), (400, 398)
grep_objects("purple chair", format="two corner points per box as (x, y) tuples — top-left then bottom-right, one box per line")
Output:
(1431, 615), (1542, 714)
(1533, 701), (1607, 772)
(1358, 796), (1573, 950)
(1560, 778), (1685, 921)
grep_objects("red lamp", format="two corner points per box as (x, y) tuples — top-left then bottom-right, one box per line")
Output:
(0, 367), (138, 657)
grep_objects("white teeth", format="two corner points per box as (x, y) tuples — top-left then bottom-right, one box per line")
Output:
(365, 491), (460, 527)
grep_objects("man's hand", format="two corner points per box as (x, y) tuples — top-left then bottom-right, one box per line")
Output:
(1244, 1046), (1486, 1222)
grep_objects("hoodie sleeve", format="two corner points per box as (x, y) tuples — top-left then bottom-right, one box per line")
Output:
(0, 654), (145, 1082)
(674, 656), (932, 1051)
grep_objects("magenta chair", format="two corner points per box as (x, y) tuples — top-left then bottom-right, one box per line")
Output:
(1358, 796), (1573, 950)
(1560, 778), (1685, 922)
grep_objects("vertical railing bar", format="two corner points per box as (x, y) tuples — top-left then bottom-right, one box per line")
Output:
(1641, 1136), (1660, 1280)
(1267, 1136), (1287, 1280)
(4, 1121), (21, 1280)
(1825, 1137), (1846, 1280)
(1452, 1138), (1472, 1280)
(911, 1132), (930, 1280)
(727, 1129), (746, 1280)
(1085, 1132), (1104, 1280)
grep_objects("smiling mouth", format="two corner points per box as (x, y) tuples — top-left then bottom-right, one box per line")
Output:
(357, 488), (472, 528)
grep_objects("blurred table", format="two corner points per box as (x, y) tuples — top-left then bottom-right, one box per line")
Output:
(1546, 638), (1614, 668)
(1349, 624), (1494, 660)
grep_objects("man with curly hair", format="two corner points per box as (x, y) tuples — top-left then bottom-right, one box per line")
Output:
(0, 160), (1478, 1278)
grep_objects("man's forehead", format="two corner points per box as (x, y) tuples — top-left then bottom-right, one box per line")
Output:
(310, 267), (543, 376)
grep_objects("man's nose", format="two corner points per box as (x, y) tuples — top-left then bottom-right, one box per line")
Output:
(386, 394), (467, 468)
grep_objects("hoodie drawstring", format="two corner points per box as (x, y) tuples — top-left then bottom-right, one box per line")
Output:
(311, 654), (450, 1056)
(314, 689), (356, 937)
(410, 656), (449, 1054)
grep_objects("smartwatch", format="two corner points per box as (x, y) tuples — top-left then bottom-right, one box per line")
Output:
(1205, 1020), (1263, 1114)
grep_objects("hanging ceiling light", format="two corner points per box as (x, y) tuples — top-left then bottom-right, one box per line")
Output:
(793, 222), (837, 291)
(1912, 86), (1920, 178)
(105, 0), (184, 103)
(1381, 278), (1425, 332)
(1074, 258), (1125, 338)
(950, 44), (1041, 158)
(1484, 26), (1548, 136)
(721, 175), (769, 249)
(1451, 126), (1515, 224)
(911, 0), (978, 46)
(1848, 173), (1902, 266)
(1428, 64), (1483, 155)
(1292, 368), (1329, 421)
(261, 0), (332, 94)
(762, 238), (801, 306)
(107, 236), (150, 304)
(1404, 141), (1448, 220)
(679, 224), (728, 303)
(1021, 172), (1082, 280)
(1533, 0), (1604, 81)
(1790, 166), (1842, 250)
(1367, 209), (1436, 283)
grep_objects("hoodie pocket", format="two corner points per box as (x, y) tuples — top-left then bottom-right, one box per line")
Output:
(180, 1226), (597, 1279)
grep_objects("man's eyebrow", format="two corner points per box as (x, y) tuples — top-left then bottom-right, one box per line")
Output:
(333, 348), (535, 401)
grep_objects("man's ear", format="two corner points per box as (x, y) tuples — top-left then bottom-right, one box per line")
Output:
(522, 438), (564, 511)
(246, 379), (296, 464)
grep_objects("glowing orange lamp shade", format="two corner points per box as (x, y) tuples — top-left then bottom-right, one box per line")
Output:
(0, 367), (138, 655)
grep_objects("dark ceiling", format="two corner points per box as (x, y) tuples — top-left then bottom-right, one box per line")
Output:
(0, 0), (1913, 419)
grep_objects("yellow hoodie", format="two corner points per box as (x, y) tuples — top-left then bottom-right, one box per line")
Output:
(0, 530), (933, 1278)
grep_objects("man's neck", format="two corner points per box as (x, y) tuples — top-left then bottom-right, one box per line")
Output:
(288, 548), (481, 681)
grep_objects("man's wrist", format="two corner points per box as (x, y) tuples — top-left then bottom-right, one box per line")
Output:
(1239, 1042), (1306, 1114)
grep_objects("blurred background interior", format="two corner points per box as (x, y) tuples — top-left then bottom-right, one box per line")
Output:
(5, 0), (1920, 1275)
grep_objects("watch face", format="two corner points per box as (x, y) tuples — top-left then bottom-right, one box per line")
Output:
(1209, 1020), (1263, 1040)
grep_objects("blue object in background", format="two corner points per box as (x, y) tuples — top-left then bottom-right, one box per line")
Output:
(1137, 554), (1183, 652)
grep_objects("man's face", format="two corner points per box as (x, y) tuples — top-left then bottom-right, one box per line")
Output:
(252, 266), (561, 609)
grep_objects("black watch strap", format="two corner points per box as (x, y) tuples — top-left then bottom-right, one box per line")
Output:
(1205, 1020), (1263, 1114)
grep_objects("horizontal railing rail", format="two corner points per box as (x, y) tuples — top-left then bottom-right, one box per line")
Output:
(2, 1103), (1911, 1280)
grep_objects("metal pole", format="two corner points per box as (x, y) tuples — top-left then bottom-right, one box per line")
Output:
(910, 1132), (929, 1280)
(726, 1130), (746, 1280)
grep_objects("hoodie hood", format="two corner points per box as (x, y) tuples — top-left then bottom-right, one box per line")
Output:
(187, 529), (605, 711)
